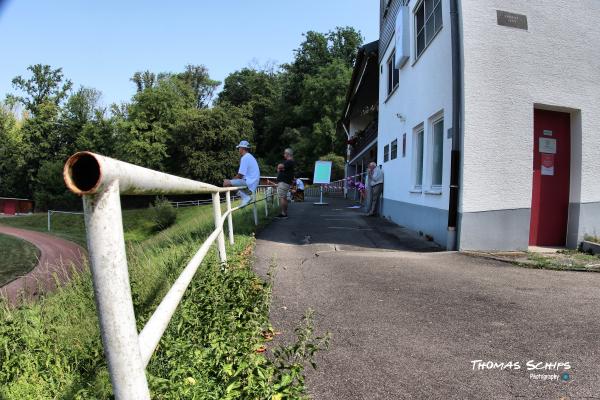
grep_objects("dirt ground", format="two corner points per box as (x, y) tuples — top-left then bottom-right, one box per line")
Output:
(0, 224), (87, 306)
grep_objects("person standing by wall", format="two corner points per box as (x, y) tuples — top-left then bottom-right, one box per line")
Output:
(223, 140), (260, 206)
(367, 162), (383, 216)
(275, 148), (295, 218)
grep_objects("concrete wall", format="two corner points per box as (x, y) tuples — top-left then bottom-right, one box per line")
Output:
(378, 0), (454, 246)
(459, 0), (600, 250)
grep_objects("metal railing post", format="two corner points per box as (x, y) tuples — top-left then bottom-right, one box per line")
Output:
(264, 190), (268, 216)
(83, 180), (150, 399)
(47, 211), (51, 231)
(253, 191), (258, 226)
(225, 191), (234, 245)
(212, 192), (227, 263)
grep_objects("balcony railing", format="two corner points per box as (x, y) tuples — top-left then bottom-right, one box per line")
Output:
(349, 119), (378, 161)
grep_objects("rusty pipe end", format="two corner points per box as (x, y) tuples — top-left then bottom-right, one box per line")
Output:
(64, 151), (103, 195)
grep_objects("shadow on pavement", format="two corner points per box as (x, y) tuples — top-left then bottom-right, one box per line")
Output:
(260, 196), (442, 253)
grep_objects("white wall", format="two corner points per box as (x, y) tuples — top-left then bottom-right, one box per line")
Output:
(378, 0), (454, 211)
(460, 0), (600, 213)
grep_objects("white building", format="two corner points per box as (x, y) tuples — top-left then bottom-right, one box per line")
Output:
(373, 0), (600, 250)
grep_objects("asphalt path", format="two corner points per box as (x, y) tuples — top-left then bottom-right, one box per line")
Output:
(255, 198), (600, 399)
(0, 224), (86, 305)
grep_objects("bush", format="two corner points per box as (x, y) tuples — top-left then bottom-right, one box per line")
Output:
(151, 196), (177, 231)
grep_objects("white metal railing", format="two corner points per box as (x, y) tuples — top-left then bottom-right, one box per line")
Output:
(62, 151), (276, 399)
(47, 209), (84, 231)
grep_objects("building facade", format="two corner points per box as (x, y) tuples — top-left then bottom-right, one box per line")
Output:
(342, 40), (380, 198)
(375, 0), (600, 250)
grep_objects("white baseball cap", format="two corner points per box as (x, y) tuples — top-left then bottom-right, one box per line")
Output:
(236, 140), (251, 149)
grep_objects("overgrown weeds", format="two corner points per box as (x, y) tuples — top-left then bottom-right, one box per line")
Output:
(0, 203), (327, 399)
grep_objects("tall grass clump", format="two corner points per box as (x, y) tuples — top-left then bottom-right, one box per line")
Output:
(151, 196), (177, 231)
(0, 202), (327, 399)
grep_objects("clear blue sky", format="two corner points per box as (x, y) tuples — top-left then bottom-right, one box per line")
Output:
(0, 0), (378, 107)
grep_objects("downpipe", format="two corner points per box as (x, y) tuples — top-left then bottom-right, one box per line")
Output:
(447, 0), (462, 251)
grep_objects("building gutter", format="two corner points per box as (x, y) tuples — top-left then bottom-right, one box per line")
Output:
(447, 0), (462, 250)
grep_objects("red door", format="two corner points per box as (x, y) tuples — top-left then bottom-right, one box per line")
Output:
(3, 200), (17, 215)
(529, 109), (570, 246)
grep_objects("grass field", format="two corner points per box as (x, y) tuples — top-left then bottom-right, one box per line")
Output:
(0, 206), (206, 247)
(0, 200), (325, 399)
(0, 233), (40, 287)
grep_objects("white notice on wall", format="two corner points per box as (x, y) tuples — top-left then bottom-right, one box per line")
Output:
(539, 137), (557, 154)
(541, 153), (555, 176)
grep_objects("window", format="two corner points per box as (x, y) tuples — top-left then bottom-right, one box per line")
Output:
(415, 0), (443, 58)
(431, 117), (444, 187)
(402, 133), (407, 157)
(384, 144), (390, 162)
(391, 139), (398, 160)
(413, 127), (424, 187)
(387, 51), (399, 95)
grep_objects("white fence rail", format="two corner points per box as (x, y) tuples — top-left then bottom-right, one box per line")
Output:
(63, 151), (276, 399)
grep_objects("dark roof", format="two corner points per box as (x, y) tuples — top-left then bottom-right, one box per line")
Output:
(341, 40), (379, 125)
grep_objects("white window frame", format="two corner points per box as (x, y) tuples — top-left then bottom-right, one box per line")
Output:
(412, 124), (425, 190)
(387, 50), (399, 96)
(414, 0), (443, 60)
(428, 113), (444, 190)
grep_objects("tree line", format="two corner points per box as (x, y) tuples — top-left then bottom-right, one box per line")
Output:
(0, 27), (362, 210)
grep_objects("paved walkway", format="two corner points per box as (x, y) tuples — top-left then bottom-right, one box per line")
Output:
(0, 225), (86, 305)
(254, 198), (600, 399)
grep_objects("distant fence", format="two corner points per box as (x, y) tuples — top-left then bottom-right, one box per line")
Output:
(304, 172), (368, 199)
(63, 151), (276, 399)
(47, 210), (84, 231)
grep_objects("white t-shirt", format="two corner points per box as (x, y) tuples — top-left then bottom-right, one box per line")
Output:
(296, 178), (304, 190)
(238, 153), (260, 191)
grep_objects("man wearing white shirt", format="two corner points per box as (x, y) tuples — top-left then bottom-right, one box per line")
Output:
(223, 140), (260, 206)
(293, 177), (305, 202)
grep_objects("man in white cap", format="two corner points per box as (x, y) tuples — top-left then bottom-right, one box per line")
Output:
(223, 140), (260, 206)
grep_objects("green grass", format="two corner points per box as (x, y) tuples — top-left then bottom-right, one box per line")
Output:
(0, 201), (326, 399)
(526, 250), (600, 271)
(0, 207), (206, 248)
(0, 233), (40, 287)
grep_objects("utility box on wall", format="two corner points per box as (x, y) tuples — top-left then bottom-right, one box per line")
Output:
(395, 5), (410, 68)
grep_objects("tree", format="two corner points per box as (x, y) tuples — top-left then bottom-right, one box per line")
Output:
(5, 64), (72, 115)
(0, 106), (28, 197)
(131, 71), (157, 92)
(177, 64), (221, 109)
(217, 68), (282, 160)
(167, 105), (254, 184)
(33, 160), (81, 211)
(118, 75), (196, 170)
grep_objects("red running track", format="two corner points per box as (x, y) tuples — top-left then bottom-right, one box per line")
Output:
(0, 224), (87, 306)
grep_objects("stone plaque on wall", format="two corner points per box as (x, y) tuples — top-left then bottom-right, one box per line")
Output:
(497, 10), (528, 30)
